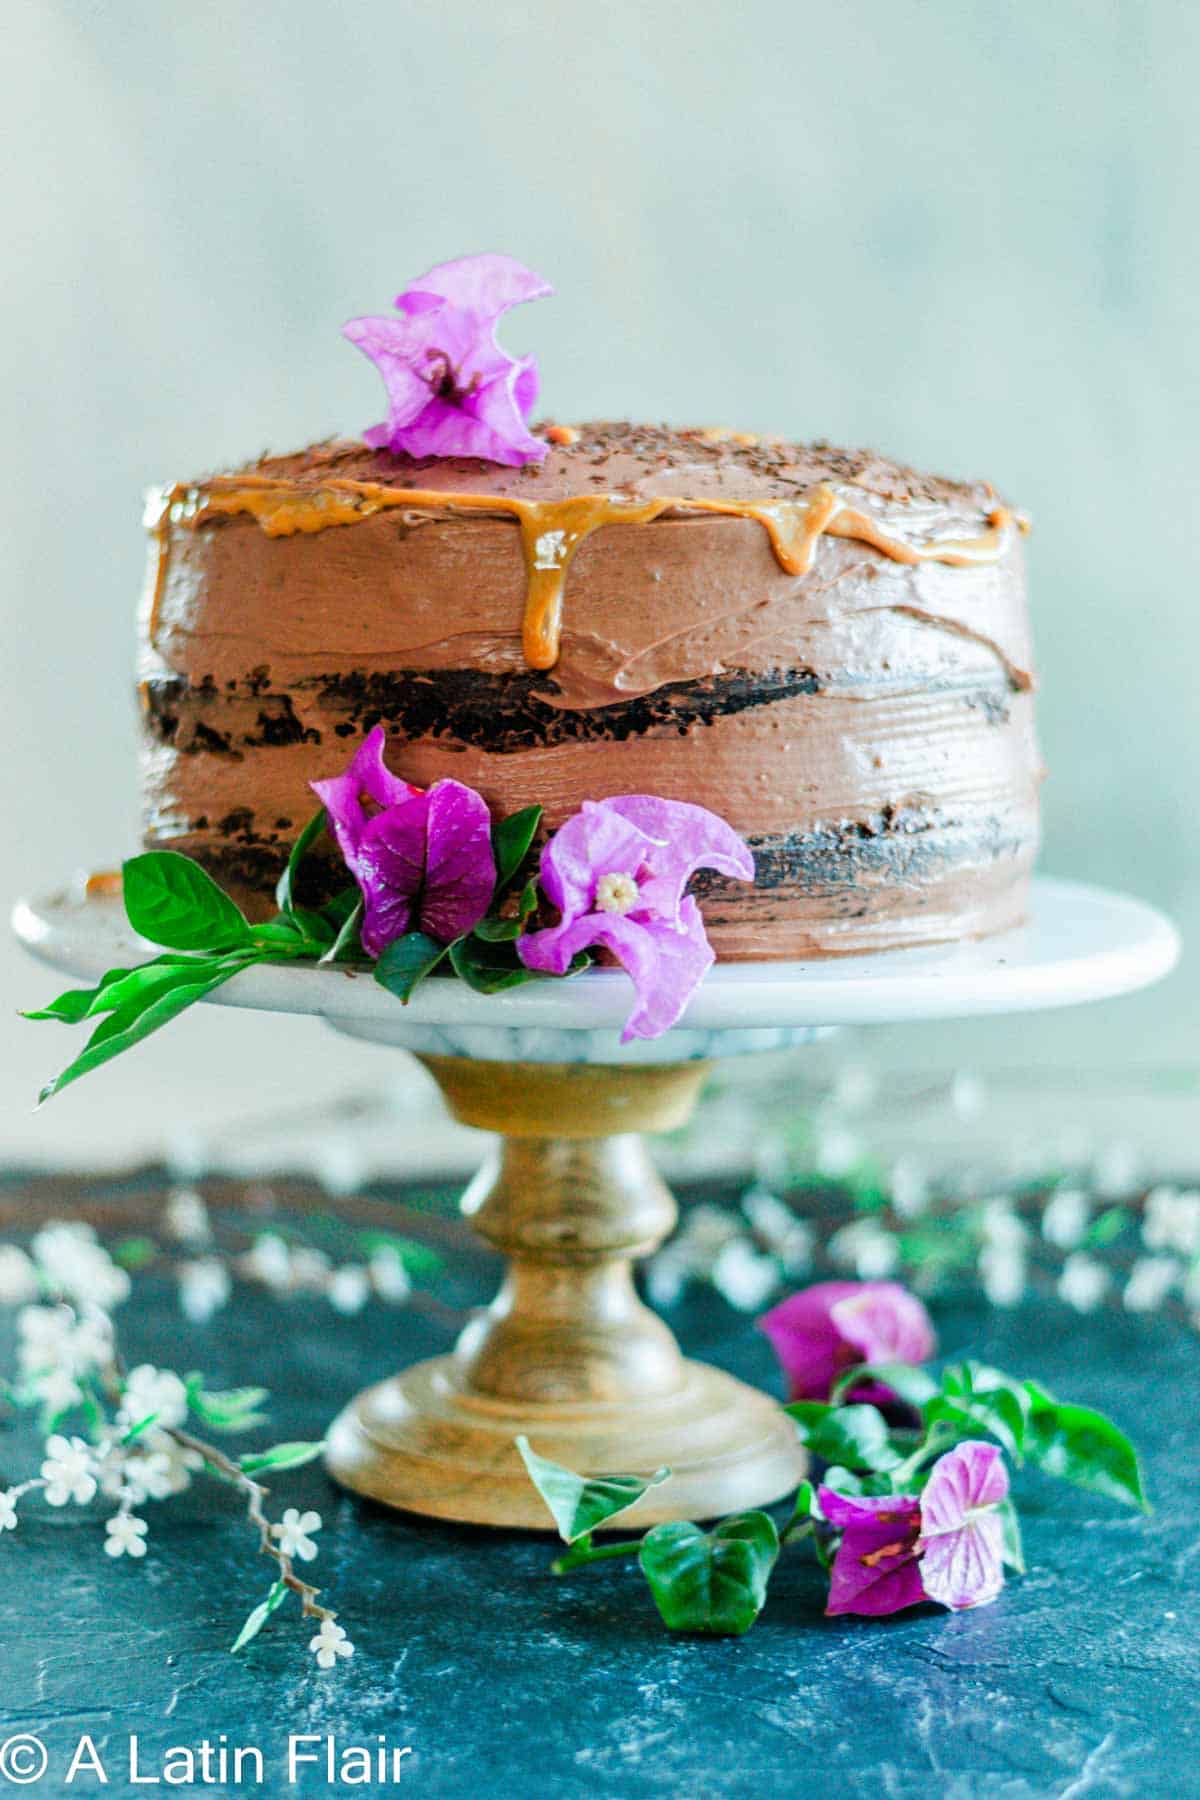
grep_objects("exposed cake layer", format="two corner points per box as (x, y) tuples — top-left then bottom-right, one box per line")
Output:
(137, 424), (1041, 959)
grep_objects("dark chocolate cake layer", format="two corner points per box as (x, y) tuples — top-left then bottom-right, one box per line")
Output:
(137, 423), (1041, 958)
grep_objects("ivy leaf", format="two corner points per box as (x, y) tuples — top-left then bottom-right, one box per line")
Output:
(516, 1437), (669, 1543)
(231, 1579), (289, 1653)
(239, 1441), (326, 1475)
(38, 957), (251, 1105)
(997, 1497), (1026, 1572)
(374, 932), (447, 1002)
(492, 805), (542, 889)
(123, 851), (252, 951)
(1023, 1399), (1148, 1512)
(639, 1512), (779, 1636)
(449, 935), (540, 994)
(274, 807), (327, 914)
(829, 1362), (940, 1407)
(785, 1401), (902, 1472)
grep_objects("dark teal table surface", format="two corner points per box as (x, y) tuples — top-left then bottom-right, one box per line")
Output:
(0, 1171), (1195, 1799)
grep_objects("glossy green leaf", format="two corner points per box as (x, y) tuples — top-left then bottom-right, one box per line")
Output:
(829, 1362), (939, 1407)
(471, 913), (524, 942)
(492, 804), (543, 889)
(38, 958), (250, 1104)
(123, 851), (252, 951)
(239, 1441), (326, 1476)
(785, 1401), (901, 1471)
(374, 931), (447, 1001)
(274, 807), (327, 914)
(449, 934), (539, 994)
(516, 1436), (669, 1543)
(231, 1579), (289, 1653)
(639, 1512), (779, 1636)
(1023, 1400), (1148, 1511)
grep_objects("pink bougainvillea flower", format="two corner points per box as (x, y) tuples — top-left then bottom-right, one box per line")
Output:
(756, 1280), (936, 1402)
(343, 253), (553, 467)
(516, 796), (755, 1041)
(819, 1487), (925, 1617)
(917, 1441), (1009, 1611)
(311, 726), (495, 955)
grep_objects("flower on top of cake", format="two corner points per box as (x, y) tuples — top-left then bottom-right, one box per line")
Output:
(343, 253), (553, 467)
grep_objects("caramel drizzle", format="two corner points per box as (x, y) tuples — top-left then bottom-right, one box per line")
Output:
(147, 475), (1024, 671)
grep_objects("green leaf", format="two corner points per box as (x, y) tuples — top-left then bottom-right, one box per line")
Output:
(492, 805), (542, 889)
(187, 1376), (271, 1433)
(926, 1363), (1032, 1460)
(119, 1410), (161, 1444)
(374, 931), (447, 1001)
(516, 1437), (670, 1543)
(231, 1579), (289, 1653)
(1023, 1400), (1148, 1511)
(239, 1440), (326, 1475)
(319, 896), (365, 965)
(355, 1231), (444, 1277)
(829, 1362), (939, 1407)
(471, 913), (524, 942)
(321, 887), (361, 930)
(122, 851), (252, 951)
(112, 1236), (158, 1271)
(449, 934), (540, 994)
(38, 958), (250, 1104)
(784, 1402), (901, 1472)
(997, 1497), (1025, 1572)
(639, 1512), (779, 1636)
(275, 807), (327, 914)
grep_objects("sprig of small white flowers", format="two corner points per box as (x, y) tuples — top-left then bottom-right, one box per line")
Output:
(0, 1221), (353, 1672)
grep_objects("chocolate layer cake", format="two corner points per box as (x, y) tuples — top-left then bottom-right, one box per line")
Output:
(137, 422), (1040, 958)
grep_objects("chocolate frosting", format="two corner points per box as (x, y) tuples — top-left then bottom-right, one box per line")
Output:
(137, 423), (1041, 958)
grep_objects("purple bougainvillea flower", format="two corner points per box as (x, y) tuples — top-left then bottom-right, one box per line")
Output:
(756, 1280), (936, 1402)
(343, 253), (553, 467)
(819, 1487), (926, 1617)
(516, 796), (755, 1041)
(917, 1441), (1009, 1611)
(311, 726), (495, 955)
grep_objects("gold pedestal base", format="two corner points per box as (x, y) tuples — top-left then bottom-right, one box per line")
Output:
(325, 1057), (806, 1528)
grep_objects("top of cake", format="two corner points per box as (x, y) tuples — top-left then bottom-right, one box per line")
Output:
(216, 422), (1002, 523)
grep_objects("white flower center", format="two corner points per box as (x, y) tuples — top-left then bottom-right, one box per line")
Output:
(594, 872), (640, 915)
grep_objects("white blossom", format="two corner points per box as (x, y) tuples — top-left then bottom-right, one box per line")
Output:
(178, 1258), (231, 1324)
(273, 1507), (322, 1562)
(1042, 1188), (1090, 1250)
(676, 1204), (741, 1270)
(309, 1617), (353, 1668)
(1142, 1188), (1200, 1258)
(242, 1234), (293, 1292)
(104, 1512), (149, 1559)
(1123, 1256), (1180, 1313)
(741, 1188), (813, 1274)
(711, 1239), (778, 1312)
(980, 1199), (1029, 1251)
(0, 1490), (18, 1532)
(123, 1451), (176, 1503)
(31, 1368), (84, 1416)
(1057, 1253), (1110, 1313)
(290, 1248), (333, 1292)
(831, 1064), (877, 1111)
(889, 1158), (930, 1219)
(369, 1248), (411, 1303)
(828, 1219), (899, 1279)
(164, 1187), (211, 1245)
(328, 1267), (371, 1315)
(645, 1250), (688, 1309)
(31, 1222), (130, 1311)
(17, 1304), (75, 1372)
(0, 1246), (39, 1306)
(814, 1124), (861, 1178)
(41, 1435), (98, 1506)
(978, 1244), (1026, 1308)
(1092, 1142), (1139, 1200)
(119, 1365), (188, 1432)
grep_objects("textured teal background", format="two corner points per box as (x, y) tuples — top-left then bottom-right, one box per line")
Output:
(2, 0), (1196, 1161)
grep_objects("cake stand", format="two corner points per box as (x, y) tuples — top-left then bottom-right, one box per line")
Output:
(14, 876), (1179, 1530)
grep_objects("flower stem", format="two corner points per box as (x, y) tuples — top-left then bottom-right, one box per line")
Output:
(551, 1537), (643, 1575)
